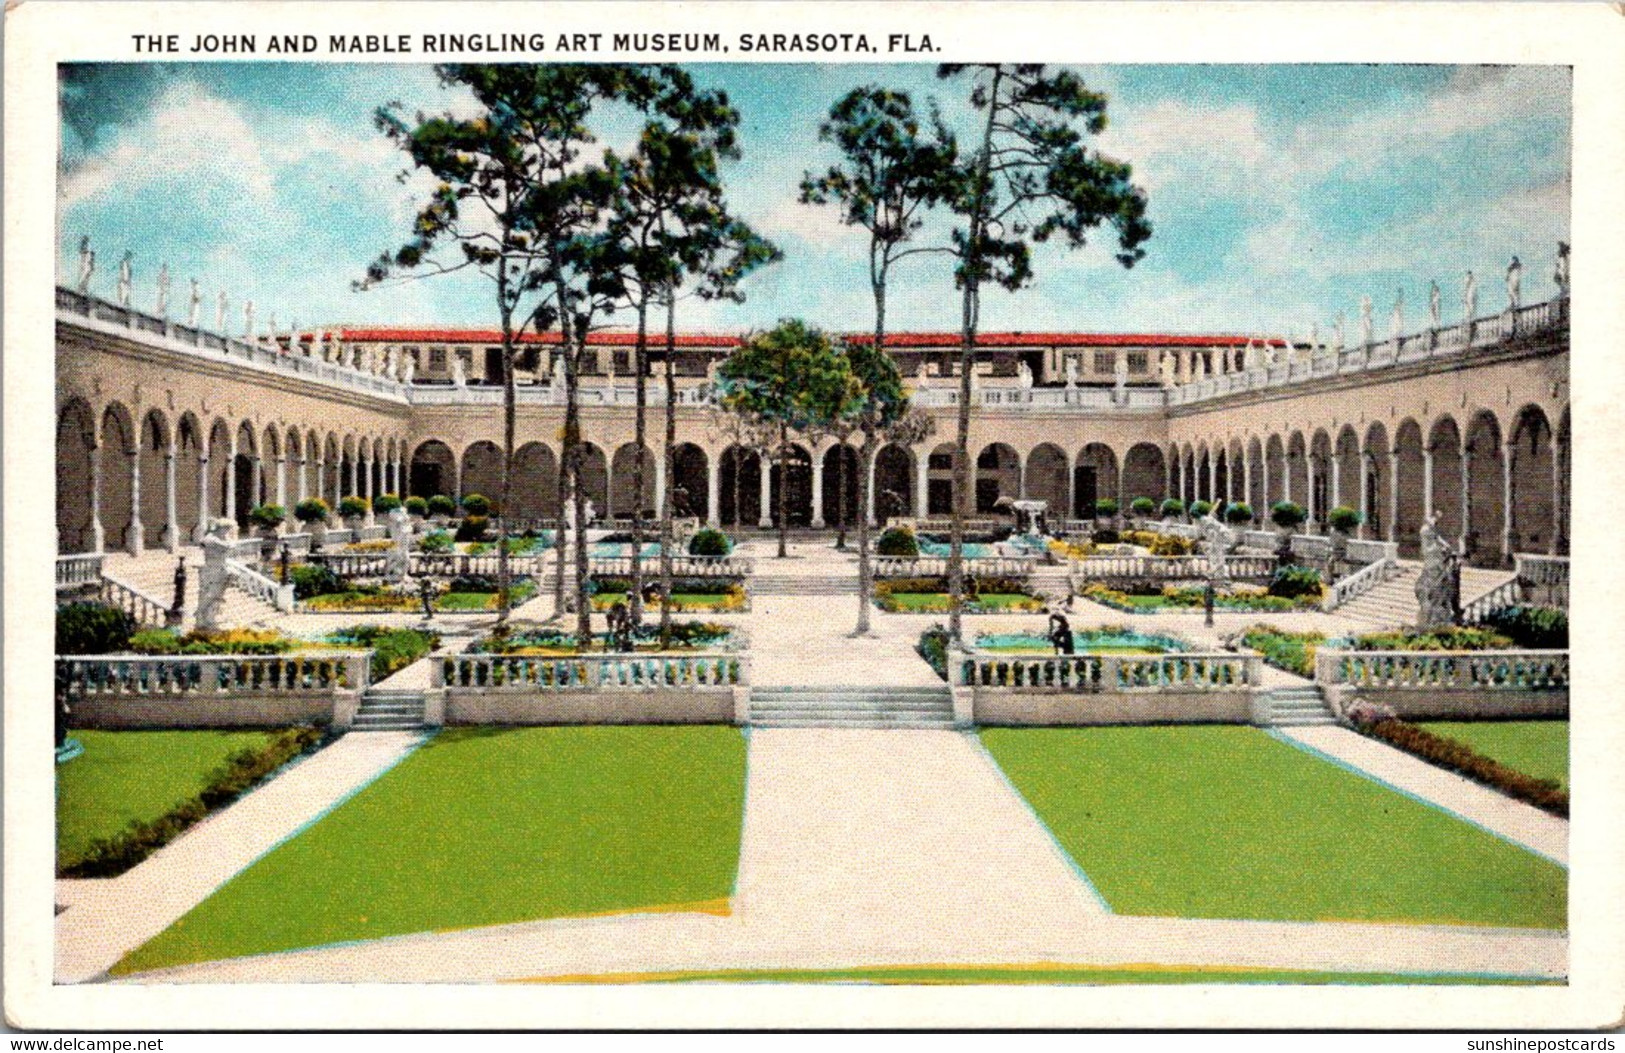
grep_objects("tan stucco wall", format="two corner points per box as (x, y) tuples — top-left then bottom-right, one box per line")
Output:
(442, 688), (735, 725)
(71, 693), (340, 728)
(972, 689), (1257, 725)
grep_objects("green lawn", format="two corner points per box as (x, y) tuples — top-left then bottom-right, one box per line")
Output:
(980, 726), (1566, 930)
(882, 592), (1041, 612)
(525, 964), (1557, 986)
(58, 730), (280, 872)
(114, 725), (748, 976)
(1418, 721), (1569, 792)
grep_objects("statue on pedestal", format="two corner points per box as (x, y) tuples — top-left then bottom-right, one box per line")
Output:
(452, 354), (466, 387)
(116, 251), (133, 307)
(76, 236), (95, 293)
(216, 291), (228, 332)
(1389, 287), (1405, 342)
(156, 264), (171, 318)
(1428, 280), (1442, 329)
(1358, 295), (1374, 347)
(401, 353), (416, 384)
(1017, 362), (1033, 390)
(195, 519), (235, 631)
(1333, 313), (1346, 352)
(1464, 270), (1479, 322)
(187, 278), (201, 327)
(1199, 508), (1232, 584)
(1554, 241), (1570, 298)
(1414, 512), (1462, 630)
(385, 506), (411, 583)
(243, 299), (255, 340)
(1506, 255), (1523, 310)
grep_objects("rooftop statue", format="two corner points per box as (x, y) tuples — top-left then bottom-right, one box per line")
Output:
(216, 291), (228, 332)
(1358, 296), (1373, 346)
(243, 299), (255, 339)
(1554, 241), (1570, 297)
(187, 278), (201, 327)
(77, 236), (95, 293)
(1506, 255), (1522, 310)
(1464, 270), (1478, 321)
(1389, 286), (1404, 342)
(156, 264), (171, 318)
(1333, 312), (1346, 352)
(1429, 280), (1441, 329)
(116, 251), (133, 307)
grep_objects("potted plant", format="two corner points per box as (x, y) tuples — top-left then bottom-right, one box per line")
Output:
(1129, 496), (1156, 528)
(248, 503), (285, 540)
(1326, 504), (1362, 565)
(1189, 499), (1213, 521)
(1269, 500), (1307, 566)
(427, 494), (456, 526)
(374, 493), (403, 516)
(1160, 498), (1184, 521)
(405, 495), (429, 522)
(294, 497), (330, 543)
(1224, 501), (1254, 527)
(688, 527), (733, 558)
(461, 493), (493, 517)
(338, 495), (370, 530)
(1093, 496), (1119, 525)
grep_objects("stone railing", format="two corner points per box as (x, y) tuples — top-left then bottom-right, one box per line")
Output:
(894, 517), (1008, 536)
(1069, 554), (1276, 582)
(1345, 539), (1400, 564)
(229, 536), (269, 563)
(1461, 577), (1527, 625)
(1316, 649), (1568, 691)
(225, 559), (296, 611)
(98, 576), (172, 627)
(957, 651), (1263, 691)
(407, 381), (718, 408)
(873, 555), (1036, 579)
(434, 652), (746, 690)
(910, 385), (1170, 411)
(319, 528), (355, 547)
(354, 525), (388, 542)
(1514, 553), (1569, 607)
(58, 652), (368, 698)
(307, 551), (548, 579)
(1321, 557), (1399, 612)
(57, 286), (408, 403)
(1168, 297), (1566, 407)
(589, 555), (753, 579)
(56, 553), (105, 591)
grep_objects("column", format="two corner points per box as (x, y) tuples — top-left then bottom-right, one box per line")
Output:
(1386, 450), (1400, 544)
(296, 454), (307, 503)
(1304, 456), (1316, 528)
(250, 451), (263, 512)
(809, 445), (826, 529)
(913, 448), (929, 520)
(1421, 446), (1435, 521)
(706, 451), (722, 528)
(1501, 445), (1514, 564)
(867, 452), (880, 527)
(1066, 453), (1077, 520)
(1225, 457), (1236, 503)
(345, 457), (357, 501)
(361, 454), (374, 523)
(224, 438), (237, 528)
(757, 456), (772, 528)
(1356, 456), (1368, 539)
(89, 443), (106, 553)
(1458, 448), (1471, 551)
(1241, 447), (1252, 515)
(312, 453), (323, 510)
(1163, 457), (1173, 504)
(1175, 455), (1185, 505)
(653, 452), (667, 526)
(162, 443), (179, 552)
(275, 455), (287, 512)
(1282, 453), (1292, 504)
(1549, 441), (1563, 556)
(1329, 456), (1341, 515)
(194, 452), (210, 541)
(127, 444), (144, 556)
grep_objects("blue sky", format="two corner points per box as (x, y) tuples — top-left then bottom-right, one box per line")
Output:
(57, 62), (1569, 339)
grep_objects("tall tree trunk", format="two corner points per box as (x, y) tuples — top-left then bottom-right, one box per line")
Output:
(834, 438), (847, 548)
(496, 285), (516, 625)
(658, 289), (678, 649)
(569, 346), (592, 646)
(777, 422), (789, 558)
(630, 293), (649, 626)
(854, 433), (878, 635)
(552, 414), (569, 619)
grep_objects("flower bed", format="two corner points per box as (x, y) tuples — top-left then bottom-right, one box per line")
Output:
(589, 577), (747, 614)
(302, 577), (537, 613)
(467, 532), (553, 556)
(1239, 624), (1520, 678)
(1082, 582), (1319, 614)
(875, 577), (1043, 614)
(468, 620), (734, 656)
(127, 627), (300, 656)
(324, 625), (441, 680)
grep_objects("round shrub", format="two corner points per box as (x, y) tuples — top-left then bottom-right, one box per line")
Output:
(1270, 501), (1307, 530)
(404, 495), (429, 516)
(876, 526), (920, 557)
(56, 602), (136, 655)
(1225, 502), (1254, 525)
(427, 494), (457, 517)
(373, 493), (403, 515)
(1160, 498), (1185, 518)
(1189, 500), (1213, 519)
(293, 498), (330, 525)
(1094, 497), (1119, 518)
(1268, 564), (1324, 599)
(688, 528), (733, 557)
(1327, 505), (1363, 533)
(338, 496), (370, 520)
(461, 493), (492, 517)
(1478, 605), (1568, 649)
(454, 515), (490, 542)
(248, 504), (285, 529)
(418, 530), (454, 553)
(1130, 496), (1156, 517)
(289, 563), (345, 599)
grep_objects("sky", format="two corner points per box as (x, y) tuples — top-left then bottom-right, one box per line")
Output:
(57, 62), (1570, 340)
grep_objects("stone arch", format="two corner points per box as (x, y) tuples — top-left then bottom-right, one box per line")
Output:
(1265, 434), (1287, 510)
(283, 427), (305, 506)
(769, 442), (815, 527)
(1123, 442), (1167, 508)
(1362, 422), (1390, 541)
(461, 440), (503, 509)
(1393, 419), (1425, 556)
(409, 440), (456, 500)
(1427, 415), (1465, 546)
(1334, 425), (1361, 519)
(1286, 432), (1308, 513)
(323, 432), (342, 507)
(610, 442), (658, 523)
(820, 443), (860, 529)
(1507, 405), (1555, 556)
(140, 409), (172, 549)
(174, 412), (205, 543)
(511, 442), (558, 520)
(1465, 410), (1505, 565)
(925, 442), (961, 516)
(573, 442), (609, 517)
(719, 445), (762, 527)
(874, 443), (913, 523)
(1074, 442), (1118, 518)
(100, 402), (137, 551)
(671, 443), (709, 521)
(56, 399), (97, 552)
(976, 442), (1021, 512)
(1245, 436), (1266, 517)
(1024, 443), (1069, 518)
(1308, 429), (1334, 527)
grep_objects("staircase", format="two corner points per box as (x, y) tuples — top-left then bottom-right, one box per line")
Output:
(1334, 561), (1522, 629)
(350, 687), (426, 732)
(99, 549), (282, 628)
(1259, 685), (1337, 726)
(749, 685), (956, 729)
(749, 572), (855, 596)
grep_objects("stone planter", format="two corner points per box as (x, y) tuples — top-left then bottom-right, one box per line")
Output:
(302, 519), (328, 545)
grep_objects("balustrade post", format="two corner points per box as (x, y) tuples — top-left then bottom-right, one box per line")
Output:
(126, 445), (145, 556)
(706, 452), (722, 528)
(809, 445), (826, 529)
(89, 442), (106, 553)
(914, 448), (929, 520)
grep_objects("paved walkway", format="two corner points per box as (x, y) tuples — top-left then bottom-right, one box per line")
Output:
(54, 731), (423, 983)
(112, 727), (1565, 984)
(1274, 725), (1569, 864)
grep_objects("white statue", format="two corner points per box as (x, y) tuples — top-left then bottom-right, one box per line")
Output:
(1199, 509), (1232, 583)
(1389, 287), (1404, 342)
(76, 236), (94, 293)
(155, 264), (171, 317)
(452, 354), (466, 387)
(1064, 358), (1078, 388)
(553, 354), (567, 389)
(1428, 280), (1441, 329)
(195, 518), (236, 631)
(1464, 270), (1479, 322)
(1308, 323), (1320, 353)
(310, 329), (324, 359)
(243, 299), (255, 339)
(401, 353), (415, 384)
(1414, 511), (1461, 630)
(915, 361), (929, 384)
(116, 251), (133, 307)
(1158, 353), (1176, 387)
(1017, 362), (1033, 389)
(267, 312), (277, 348)
(1333, 312), (1346, 351)
(1358, 296), (1373, 346)
(1506, 255), (1522, 310)
(1554, 241), (1570, 297)
(385, 506), (411, 583)
(216, 291), (228, 332)
(187, 278), (201, 327)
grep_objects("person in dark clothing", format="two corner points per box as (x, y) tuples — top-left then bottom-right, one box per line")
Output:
(1047, 609), (1074, 655)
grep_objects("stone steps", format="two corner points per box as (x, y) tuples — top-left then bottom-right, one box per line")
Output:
(1259, 685), (1337, 726)
(750, 686), (955, 729)
(351, 688), (426, 732)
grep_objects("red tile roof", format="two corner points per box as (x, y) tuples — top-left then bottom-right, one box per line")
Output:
(334, 327), (1283, 349)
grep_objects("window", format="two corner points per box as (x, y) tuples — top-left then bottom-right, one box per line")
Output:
(612, 350), (630, 374)
(428, 347), (447, 371)
(1127, 351), (1149, 374)
(928, 451), (953, 471)
(1092, 350), (1113, 373)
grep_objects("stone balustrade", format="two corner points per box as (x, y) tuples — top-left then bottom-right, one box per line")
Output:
(430, 652), (747, 725)
(1317, 648), (1567, 692)
(1322, 558), (1398, 612)
(589, 555), (753, 579)
(435, 652), (745, 690)
(872, 555), (1036, 579)
(1069, 554), (1276, 582)
(58, 652), (368, 728)
(1344, 539), (1400, 564)
(958, 651), (1263, 691)
(56, 553), (105, 591)
(224, 559), (295, 611)
(892, 517), (1008, 535)
(97, 576), (172, 627)
(1514, 553), (1569, 608)
(1461, 577), (1527, 625)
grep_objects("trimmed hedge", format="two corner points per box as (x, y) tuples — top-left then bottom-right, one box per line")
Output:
(1478, 606), (1568, 649)
(1094, 498), (1119, 518)
(688, 528), (732, 557)
(1268, 565), (1324, 599)
(290, 563), (346, 599)
(57, 602), (136, 655)
(427, 494), (457, 517)
(327, 625), (440, 681)
(1327, 505), (1362, 533)
(293, 497), (330, 524)
(1225, 502), (1253, 525)
(1188, 500), (1213, 519)
(373, 493), (403, 514)
(59, 726), (324, 877)
(454, 515), (491, 542)
(404, 496), (429, 516)
(1270, 501), (1306, 530)
(248, 504), (285, 528)
(1160, 499), (1184, 518)
(1129, 496), (1156, 517)
(917, 625), (951, 681)
(1351, 713), (1568, 818)
(461, 493), (493, 517)
(1240, 625), (1326, 677)
(876, 526), (920, 557)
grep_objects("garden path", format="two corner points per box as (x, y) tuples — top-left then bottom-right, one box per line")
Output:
(54, 730), (423, 983)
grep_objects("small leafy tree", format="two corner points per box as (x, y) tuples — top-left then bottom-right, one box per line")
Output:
(374, 493), (403, 515)
(1328, 505), (1362, 534)
(461, 493), (492, 517)
(338, 496), (370, 521)
(249, 504), (285, 529)
(427, 494), (456, 518)
(1225, 502), (1254, 525)
(293, 498), (329, 525)
(1270, 501), (1307, 531)
(1094, 497), (1119, 520)
(1160, 498), (1184, 519)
